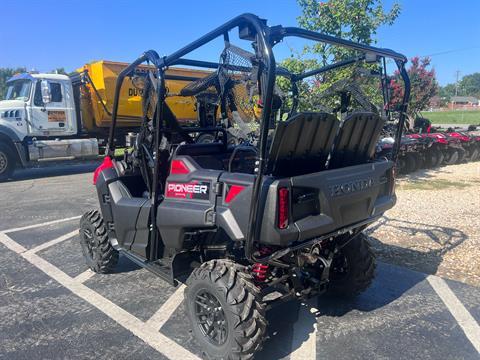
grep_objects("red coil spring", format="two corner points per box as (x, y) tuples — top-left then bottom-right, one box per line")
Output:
(252, 263), (269, 282)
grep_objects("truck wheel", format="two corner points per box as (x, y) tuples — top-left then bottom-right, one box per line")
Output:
(0, 143), (15, 181)
(327, 232), (376, 297)
(79, 210), (118, 273)
(185, 260), (267, 360)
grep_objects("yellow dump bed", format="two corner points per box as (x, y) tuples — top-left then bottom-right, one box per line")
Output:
(77, 60), (211, 129)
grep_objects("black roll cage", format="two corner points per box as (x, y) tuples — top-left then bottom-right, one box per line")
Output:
(107, 13), (410, 263)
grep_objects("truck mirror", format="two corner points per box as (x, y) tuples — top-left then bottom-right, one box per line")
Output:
(41, 80), (51, 104)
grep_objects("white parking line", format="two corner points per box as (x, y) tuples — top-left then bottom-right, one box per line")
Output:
(145, 284), (186, 331)
(73, 269), (96, 284)
(0, 232), (26, 253)
(25, 229), (79, 254)
(428, 275), (480, 354)
(290, 300), (318, 360)
(0, 230), (200, 360)
(3, 216), (81, 234)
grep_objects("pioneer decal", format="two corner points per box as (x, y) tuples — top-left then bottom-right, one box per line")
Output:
(166, 181), (210, 200)
(329, 178), (374, 197)
(47, 110), (66, 122)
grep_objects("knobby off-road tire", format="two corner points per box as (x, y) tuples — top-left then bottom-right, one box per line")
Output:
(456, 147), (467, 163)
(413, 152), (424, 170)
(328, 232), (376, 297)
(436, 149), (445, 166)
(79, 210), (118, 273)
(0, 142), (16, 181)
(444, 148), (459, 165)
(402, 153), (417, 174)
(424, 149), (438, 168)
(185, 260), (267, 360)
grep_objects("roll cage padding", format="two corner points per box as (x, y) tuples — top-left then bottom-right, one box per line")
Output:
(267, 112), (340, 176)
(328, 112), (385, 169)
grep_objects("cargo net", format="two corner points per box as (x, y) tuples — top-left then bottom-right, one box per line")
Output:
(218, 44), (259, 124)
(298, 66), (383, 116)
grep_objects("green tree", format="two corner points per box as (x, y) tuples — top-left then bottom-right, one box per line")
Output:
(459, 72), (480, 98)
(297, 0), (401, 65)
(439, 83), (455, 102)
(0, 67), (26, 100)
(279, 0), (401, 111)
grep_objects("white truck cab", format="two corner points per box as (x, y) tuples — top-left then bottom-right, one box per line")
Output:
(1, 73), (77, 138)
(0, 73), (98, 180)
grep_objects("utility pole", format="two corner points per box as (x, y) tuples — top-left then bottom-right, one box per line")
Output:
(455, 70), (461, 96)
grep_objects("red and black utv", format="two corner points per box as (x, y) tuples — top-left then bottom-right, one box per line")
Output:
(80, 14), (410, 359)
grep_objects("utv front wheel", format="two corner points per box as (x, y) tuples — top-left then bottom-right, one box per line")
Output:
(185, 260), (267, 360)
(79, 210), (118, 273)
(328, 232), (376, 297)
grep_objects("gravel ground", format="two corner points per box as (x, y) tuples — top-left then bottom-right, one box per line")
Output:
(368, 161), (480, 286)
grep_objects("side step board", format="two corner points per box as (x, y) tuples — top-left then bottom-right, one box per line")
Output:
(120, 249), (177, 286)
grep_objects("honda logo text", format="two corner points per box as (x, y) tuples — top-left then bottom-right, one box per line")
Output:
(329, 178), (374, 197)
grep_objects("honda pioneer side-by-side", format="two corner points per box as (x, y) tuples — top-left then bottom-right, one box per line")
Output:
(79, 14), (410, 359)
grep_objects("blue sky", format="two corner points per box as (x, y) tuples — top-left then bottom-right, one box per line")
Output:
(1, 0), (478, 85)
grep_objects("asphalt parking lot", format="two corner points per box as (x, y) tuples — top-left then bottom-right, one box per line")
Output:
(1, 164), (479, 359)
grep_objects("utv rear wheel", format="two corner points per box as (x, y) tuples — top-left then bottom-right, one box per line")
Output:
(328, 233), (376, 297)
(185, 260), (267, 360)
(79, 210), (118, 273)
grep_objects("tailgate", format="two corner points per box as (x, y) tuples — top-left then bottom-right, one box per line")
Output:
(259, 160), (395, 247)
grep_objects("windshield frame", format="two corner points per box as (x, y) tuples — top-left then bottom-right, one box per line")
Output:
(5, 79), (33, 101)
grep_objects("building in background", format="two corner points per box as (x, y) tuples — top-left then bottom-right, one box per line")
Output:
(449, 96), (479, 110)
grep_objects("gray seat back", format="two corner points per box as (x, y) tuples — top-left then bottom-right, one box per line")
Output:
(328, 112), (384, 169)
(267, 112), (340, 176)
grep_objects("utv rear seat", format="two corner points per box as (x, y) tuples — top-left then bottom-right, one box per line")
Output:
(328, 111), (384, 169)
(176, 143), (226, 170)
(267, 112), (340, 176)
(176, 142), (257, 173)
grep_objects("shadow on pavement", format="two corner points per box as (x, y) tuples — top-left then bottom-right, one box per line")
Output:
(258, 216), (469, 358)
(112, 254), (142, 274)
(366, 215), (468, 275)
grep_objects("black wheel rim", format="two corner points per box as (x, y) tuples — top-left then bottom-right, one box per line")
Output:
(81, 227), (96, 259)
(194, 290), (228, 346)
(0, 151), (7, 174)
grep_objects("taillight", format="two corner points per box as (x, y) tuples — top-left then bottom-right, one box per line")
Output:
(170, 159), (190, 175)
(277, 187), (289, 229)
(93, 156), (114, 185)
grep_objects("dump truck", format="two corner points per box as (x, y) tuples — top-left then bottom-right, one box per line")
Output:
(0, 60), (209, 180)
